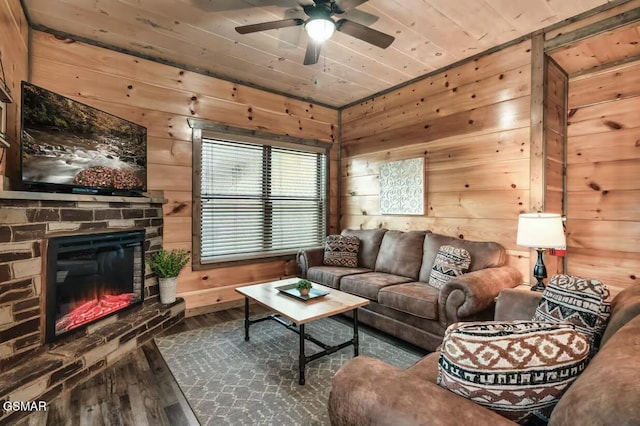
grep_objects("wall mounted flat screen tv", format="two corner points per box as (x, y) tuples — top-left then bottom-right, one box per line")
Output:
(20, 82), (147, 196)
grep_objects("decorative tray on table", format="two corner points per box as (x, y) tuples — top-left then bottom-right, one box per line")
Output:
(276, 283), (329, 301)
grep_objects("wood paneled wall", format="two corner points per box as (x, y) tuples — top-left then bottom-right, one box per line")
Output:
(0, 0), (28, 187)
(566, 59), (640, 295)
(29, 31), (339, 315)
(9, 2), (638, 314)
(341, 40), (533, 281)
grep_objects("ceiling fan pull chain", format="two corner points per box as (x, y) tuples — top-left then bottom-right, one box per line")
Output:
(323, 49), (327, 72)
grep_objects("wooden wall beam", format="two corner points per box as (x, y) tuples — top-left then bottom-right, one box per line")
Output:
(527, 30), (570, 282)
(545, 6), (640, 51)
(544, 59), (569, 275)
(529, 31), (546, 214)
(337, 110), (343, 230)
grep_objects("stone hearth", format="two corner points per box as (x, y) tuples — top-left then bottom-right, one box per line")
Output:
(0, 191), (185, 423)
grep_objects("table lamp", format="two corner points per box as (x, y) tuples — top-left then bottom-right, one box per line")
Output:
(516, 213), (566, 291)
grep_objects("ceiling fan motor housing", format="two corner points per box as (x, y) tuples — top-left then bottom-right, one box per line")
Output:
(303, 0), (340, 20)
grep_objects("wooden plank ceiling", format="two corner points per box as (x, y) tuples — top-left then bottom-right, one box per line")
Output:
(23, 0), (614, 107)
(549, 20), (640, 75)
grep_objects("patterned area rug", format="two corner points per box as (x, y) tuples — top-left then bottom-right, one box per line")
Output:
(155, 316), (422, 425)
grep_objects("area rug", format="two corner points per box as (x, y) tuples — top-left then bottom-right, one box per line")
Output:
(155, 316), (422, 425)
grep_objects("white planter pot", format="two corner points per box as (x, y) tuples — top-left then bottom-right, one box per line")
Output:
(158, 277), (178, 304)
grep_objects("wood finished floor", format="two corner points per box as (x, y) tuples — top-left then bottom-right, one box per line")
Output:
(16, 304), (425, 425)
(16, 305), (270, 426)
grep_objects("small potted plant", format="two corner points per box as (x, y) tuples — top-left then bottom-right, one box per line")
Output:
(147, 249), (190, 304)
(296, 279), (313, 297)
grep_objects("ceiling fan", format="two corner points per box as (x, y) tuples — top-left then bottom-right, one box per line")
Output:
(234, 0), (395, 65)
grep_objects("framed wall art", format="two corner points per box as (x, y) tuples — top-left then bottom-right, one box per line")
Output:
(379, 157), (425, 215)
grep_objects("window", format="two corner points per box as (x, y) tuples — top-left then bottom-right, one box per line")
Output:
(199, 135), (327, 263)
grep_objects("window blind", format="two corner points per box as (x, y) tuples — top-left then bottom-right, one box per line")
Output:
(200, 138), (327, 263)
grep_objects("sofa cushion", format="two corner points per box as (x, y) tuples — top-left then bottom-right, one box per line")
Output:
(600, 285), (640, 347)
(549, 314), (640, 426)
(307, 266), (371, 289)
(427, 245), (471, 290)
(407, 351), (441, 384)
(341, 228), (387, 270)
(378, 282), (439, 320)
(494, 288), (543, 321)
(323, 235), (360, 268)
(374, 230), (426, 280)
(533, 274), (611, 349)
(341, 272), (413, 301)
(419, 233), (506, 282)
(438, 321), (591, 424)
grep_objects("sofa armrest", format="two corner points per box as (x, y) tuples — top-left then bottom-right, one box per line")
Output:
(329, 356), (515, 426)
(439, 266), (522, 327)
(494, 288), (542, 321)
(296, 247), (324, 278)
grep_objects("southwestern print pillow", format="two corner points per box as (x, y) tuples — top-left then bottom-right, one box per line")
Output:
(428, 245), (471, 290)
(438, 320), (590, 424)
(533, 274), (611, 350)
(323, 235), (360, 268)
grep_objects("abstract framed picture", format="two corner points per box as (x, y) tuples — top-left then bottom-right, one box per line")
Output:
(379, 157), (425, 215)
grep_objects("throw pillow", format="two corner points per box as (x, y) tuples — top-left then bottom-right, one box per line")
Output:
(428, 245), (471, 290)
(438, 321), (591, 425)
(323, 235), (360, 268)
(532, 274), (611, 350)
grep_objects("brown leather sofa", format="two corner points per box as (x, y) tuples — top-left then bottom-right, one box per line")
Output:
(327, 285), (640, 426)
(296, 228), (522, 351)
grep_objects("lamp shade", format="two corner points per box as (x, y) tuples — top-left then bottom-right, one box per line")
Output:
(516, 213), (566, 249)
(305, 18), (335, 42)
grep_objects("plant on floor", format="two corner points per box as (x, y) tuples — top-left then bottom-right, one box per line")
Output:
(148, 249), (190, 304)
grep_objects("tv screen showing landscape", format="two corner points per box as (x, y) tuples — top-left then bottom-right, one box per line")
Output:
(21, 82), (147, 194)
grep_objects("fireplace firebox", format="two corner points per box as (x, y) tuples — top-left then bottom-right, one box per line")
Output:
(45, 230), (145, 342)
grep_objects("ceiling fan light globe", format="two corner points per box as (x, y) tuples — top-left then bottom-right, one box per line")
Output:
(305, 18), (335, 42)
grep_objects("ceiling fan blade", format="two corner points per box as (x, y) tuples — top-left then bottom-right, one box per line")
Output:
(336, 19), (394, 49)
(341, 8), (378, 26)
(278, 27), (303, 48)
(235, 18), (304, 34)
(303, 40), (322, 65)
(334, 0), (368, 12)
(278, 8), (305, 47)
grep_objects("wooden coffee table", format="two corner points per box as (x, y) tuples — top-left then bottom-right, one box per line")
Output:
(235, 277), (370, 385)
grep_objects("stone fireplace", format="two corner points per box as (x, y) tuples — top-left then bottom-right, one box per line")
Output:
(0, 191), (185, 424)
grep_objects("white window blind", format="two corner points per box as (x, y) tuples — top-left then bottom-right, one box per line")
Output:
(200, 138), (327, 263)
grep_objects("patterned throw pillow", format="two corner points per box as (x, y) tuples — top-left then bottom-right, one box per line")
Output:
(323, 235), (360, 268)
(428, 245), (471, 290)
(438, 321), (591, 424)
(532, 274), (611, 350)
